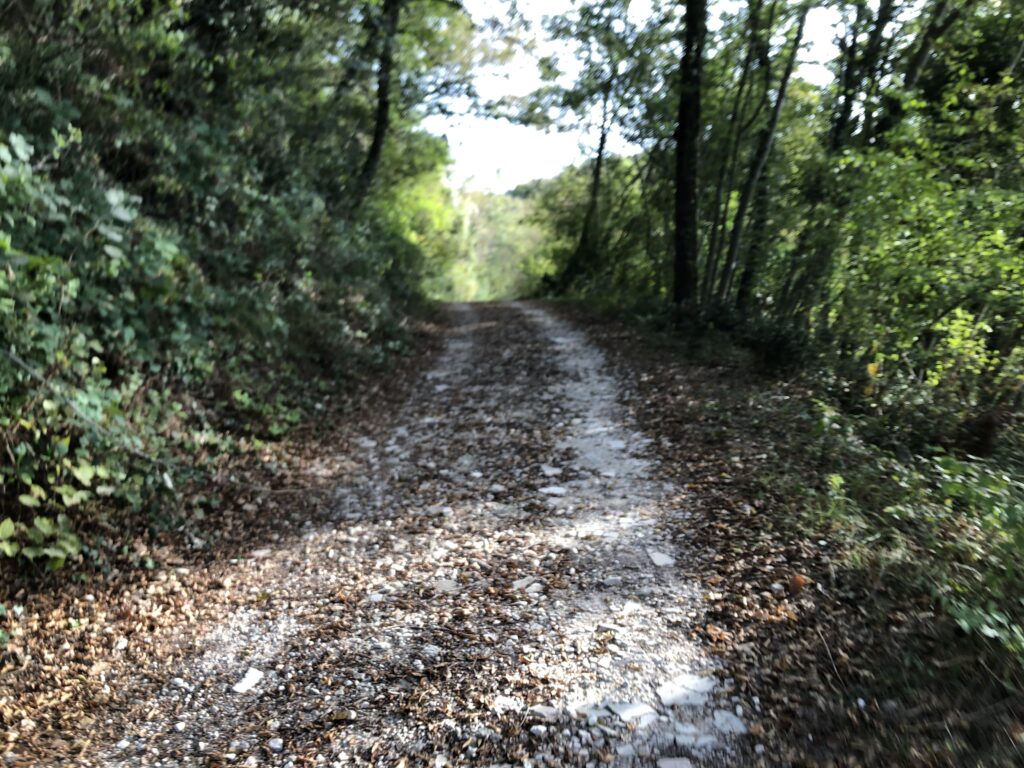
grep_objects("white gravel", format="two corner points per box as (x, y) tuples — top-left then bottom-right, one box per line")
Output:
(89, 303), (749, 767)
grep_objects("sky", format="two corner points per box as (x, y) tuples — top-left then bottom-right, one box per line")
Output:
(422, 0), (842, 194)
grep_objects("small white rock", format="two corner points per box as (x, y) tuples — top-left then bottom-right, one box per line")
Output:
(656, 673), (716, 707)
(491, 695), (524, 714)
(527, 705), (560, 722)
(435, 579), (460, 594)
(607, 701), (658, 727)
(648, 550), (675, 567)
(268, 738), (284, 753)
(232, 668), (264, 694)
(712, 709), (747, 735)
(539, 486), (567, 496)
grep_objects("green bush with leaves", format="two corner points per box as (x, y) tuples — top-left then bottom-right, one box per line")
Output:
(516, 0), (1023, 661)
(1, 0), (479, 570)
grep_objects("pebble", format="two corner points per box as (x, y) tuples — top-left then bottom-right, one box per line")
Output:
(268, 737), (284, 753)
(648, 550), (676, 567)
(656, 673), (715, 707)
(529, 725), (548, 737)
(513, 576), (537, 590)
(712, 709), (747, 735)
(491, 695), (523, 714)
(539, 486), (567, 496)
(607, 701), (658, 727)
(657, 760), (694, 768)
(527, 705), (560, 722)
(232, 668), (264, 694)
(435, 579), (460, 593)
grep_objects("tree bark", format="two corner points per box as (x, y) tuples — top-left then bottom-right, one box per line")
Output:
(672, 0), (706, 308)
(734, 165), (771, 315)
(717, 5), (807, 302)
(702, 1), (765, 307)
(559, 85), (612, 292)
(350, 0), (402, 213)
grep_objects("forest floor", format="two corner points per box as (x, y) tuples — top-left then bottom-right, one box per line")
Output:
(2, 303), (1017, 767)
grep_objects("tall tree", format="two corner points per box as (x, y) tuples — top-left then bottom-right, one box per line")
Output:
(538, 0), (638, 290)
(672, 0), (706, 306)
(350, 0), (404, 212)
(716, 3), (807, 302)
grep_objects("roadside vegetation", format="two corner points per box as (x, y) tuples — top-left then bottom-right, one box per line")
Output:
(0, 0), (489, 580)
(1, 0), (1021, 763)
(510, 0), (1023, 760)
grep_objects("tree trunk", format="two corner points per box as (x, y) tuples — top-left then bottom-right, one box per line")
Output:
(672, 0), (706, 308)
(702, 0), (764, 305)
(559, 86), (612, 292)
(350, 0), (402, 213)
(735, 166), (771, 315)
(717, 5), (806, 302)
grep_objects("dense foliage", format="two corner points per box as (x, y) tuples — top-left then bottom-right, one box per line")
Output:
(0, 0), (482, 569)
(3, 0), (1023, 692)
(521, 0), (1024, 664)
(426, 190), (553, 301)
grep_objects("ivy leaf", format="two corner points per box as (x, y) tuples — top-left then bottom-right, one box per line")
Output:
(0, 518), (14, 539)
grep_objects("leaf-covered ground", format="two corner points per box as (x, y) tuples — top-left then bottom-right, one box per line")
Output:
(568, 306), (1024, 768)
(2, 303), (1020, 767)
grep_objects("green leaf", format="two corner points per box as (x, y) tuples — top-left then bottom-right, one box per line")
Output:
(54, 485), (90, 507)
(17, 494), (40, 508)
(103, 243), (125, 260)
(0, 518), (14, 539)
(8, 132), (33, 161)
(33, 516), (56, 536)
(0, 541), (19, 557)
(70, 462), (96, 487)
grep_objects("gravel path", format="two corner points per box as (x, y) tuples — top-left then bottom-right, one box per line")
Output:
(92, 302), (756, 767)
